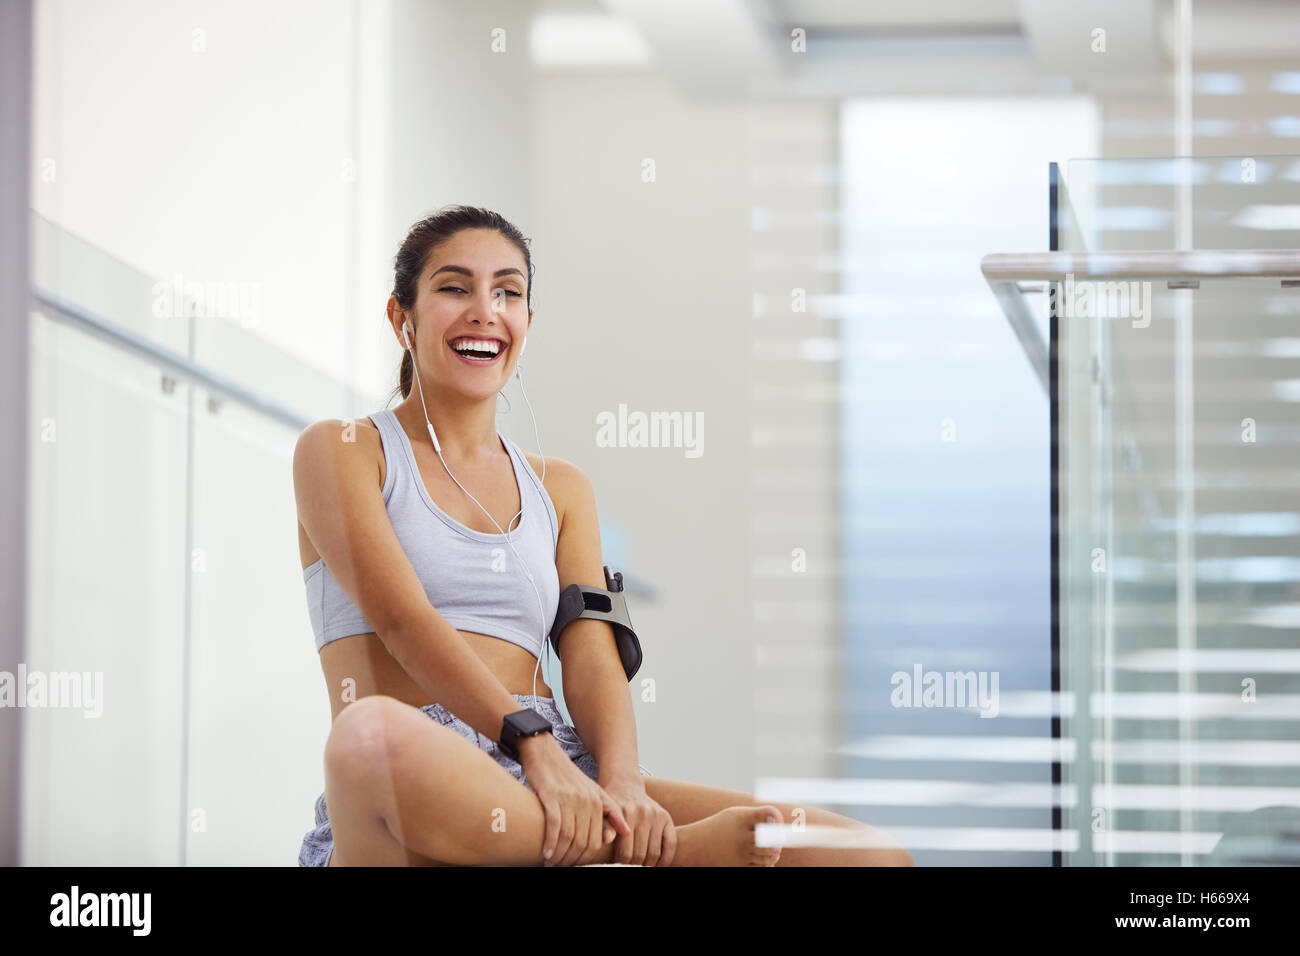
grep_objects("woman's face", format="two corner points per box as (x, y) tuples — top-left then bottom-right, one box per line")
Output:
(404, 227), (531, 401)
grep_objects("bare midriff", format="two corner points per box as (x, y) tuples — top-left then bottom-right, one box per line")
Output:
(300, 413), (554, 724)
(315, 629), (552, 724)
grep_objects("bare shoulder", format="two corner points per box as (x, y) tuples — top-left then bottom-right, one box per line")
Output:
(293, 417), (383, 492)
(290, 414), (437, 640)
(520, 452), (594, 530)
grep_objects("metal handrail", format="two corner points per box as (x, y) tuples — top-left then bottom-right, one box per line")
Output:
(983, 249), (1300, 281)
(980, 249), (1300, 395)
(31, 284), (312, 432)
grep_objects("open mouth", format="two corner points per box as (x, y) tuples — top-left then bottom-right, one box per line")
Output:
(447, 337), (506, 366)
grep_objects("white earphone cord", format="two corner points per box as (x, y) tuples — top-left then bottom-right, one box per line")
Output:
(404, 322), (552, 724)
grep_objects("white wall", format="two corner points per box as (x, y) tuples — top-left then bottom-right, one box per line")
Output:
(32, 0), (395, 395)
(526, 69), (773, 791)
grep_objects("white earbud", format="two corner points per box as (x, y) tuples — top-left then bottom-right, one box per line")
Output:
(402, 322), (439, 450)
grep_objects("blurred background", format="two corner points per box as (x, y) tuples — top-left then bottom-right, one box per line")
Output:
(1, 0), (1297, 866)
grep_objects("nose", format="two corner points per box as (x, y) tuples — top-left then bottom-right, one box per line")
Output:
(465, 287), (508, 321)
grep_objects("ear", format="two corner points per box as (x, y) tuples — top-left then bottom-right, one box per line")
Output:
(387, 296), (407, 346)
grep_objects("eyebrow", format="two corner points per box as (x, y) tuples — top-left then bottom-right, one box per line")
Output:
(430, 265), (525, 282)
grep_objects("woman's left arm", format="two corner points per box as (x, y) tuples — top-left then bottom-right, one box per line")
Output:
(546, 459), (675, 865)
(546, 457), (641, 782)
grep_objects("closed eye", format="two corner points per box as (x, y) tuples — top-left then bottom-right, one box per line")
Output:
(440, 286), (521, 297)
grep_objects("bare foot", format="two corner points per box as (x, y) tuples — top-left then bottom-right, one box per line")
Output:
(670, 805), (783, 867)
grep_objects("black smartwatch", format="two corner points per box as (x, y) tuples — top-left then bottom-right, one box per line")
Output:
(498, 708), (553, 762)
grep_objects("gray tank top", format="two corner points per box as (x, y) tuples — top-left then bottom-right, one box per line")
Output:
(303, 408), (560, 658)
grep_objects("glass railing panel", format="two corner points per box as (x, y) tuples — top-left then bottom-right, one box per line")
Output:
(184, 396), (327, 866)
(24, 306), (189, 865)
(31, 211), (189, 357)
(190, 289), (386, 425)
(26, 213), (378, 864)
(1067, 154), (1300, 254)
(1055, 155), (1300, 866)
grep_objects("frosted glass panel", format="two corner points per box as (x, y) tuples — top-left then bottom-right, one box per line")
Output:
(1056, 156), (1300, 866)
(25, 307), (188, 865)
(186, 399), (329, 865)
(25, 214), (376, 864)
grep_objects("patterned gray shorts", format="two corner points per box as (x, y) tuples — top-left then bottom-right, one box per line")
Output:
(298, 693), (652, 866)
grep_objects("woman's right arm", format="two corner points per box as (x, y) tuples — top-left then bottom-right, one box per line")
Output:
(292, 418), (525, 739)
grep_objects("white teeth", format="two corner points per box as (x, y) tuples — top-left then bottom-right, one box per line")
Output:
(451, 338), (501, 356)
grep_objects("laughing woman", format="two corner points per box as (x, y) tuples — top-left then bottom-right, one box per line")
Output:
(294, 204), (913, 867)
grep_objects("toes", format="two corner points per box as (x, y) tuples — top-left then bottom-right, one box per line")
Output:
(750, 805), (784, 854)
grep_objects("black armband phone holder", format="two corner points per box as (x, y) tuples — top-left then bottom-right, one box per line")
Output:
(548, 565), (642, 681)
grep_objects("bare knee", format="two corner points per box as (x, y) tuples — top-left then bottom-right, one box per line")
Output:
(324, 694), (406, 777)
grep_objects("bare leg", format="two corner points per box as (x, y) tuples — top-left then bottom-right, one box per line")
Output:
(644, 776), (914, 867)
(323, 696), (783, 866)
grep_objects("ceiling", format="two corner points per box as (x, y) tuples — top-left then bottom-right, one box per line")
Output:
(532, 0), (1300, 98)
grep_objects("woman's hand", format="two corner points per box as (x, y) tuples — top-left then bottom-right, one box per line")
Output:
(597, 771), (676, 866)
(517, 734), (631, 866)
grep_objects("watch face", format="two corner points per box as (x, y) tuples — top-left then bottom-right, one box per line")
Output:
(509, 708), (552, 736)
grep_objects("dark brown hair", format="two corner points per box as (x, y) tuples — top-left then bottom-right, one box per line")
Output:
(386, 205), (533, 403)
